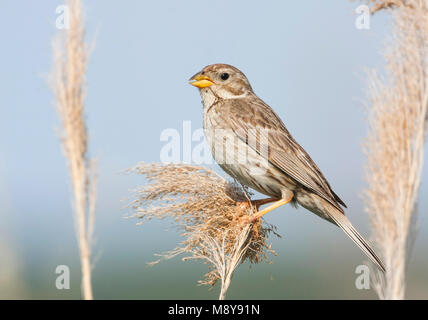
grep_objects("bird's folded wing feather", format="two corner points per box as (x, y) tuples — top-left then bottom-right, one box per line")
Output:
(220, 98), (346, 212)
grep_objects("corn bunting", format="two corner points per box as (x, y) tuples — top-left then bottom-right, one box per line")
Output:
(189, 63), (385, 272)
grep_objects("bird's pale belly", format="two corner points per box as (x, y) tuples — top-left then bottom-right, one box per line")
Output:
(206, 127), (296, 199)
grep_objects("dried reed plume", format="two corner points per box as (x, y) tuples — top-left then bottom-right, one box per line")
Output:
(364, 0), (415, 13)
(128, 163), (279, 300)
(363, 0), (428, 299)
(51, 0), (96, 300)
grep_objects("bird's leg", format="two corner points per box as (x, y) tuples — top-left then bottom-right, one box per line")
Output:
(236, 198), (278, 238)
(236, 197), (278, 213)
(251, 198), (278, 209)
(242, 193), (294, 224)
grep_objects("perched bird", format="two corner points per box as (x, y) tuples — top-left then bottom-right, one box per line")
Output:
(189, 63), (386, 272)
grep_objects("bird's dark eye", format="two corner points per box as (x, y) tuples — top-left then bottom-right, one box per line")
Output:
(220, 73), (229, 81)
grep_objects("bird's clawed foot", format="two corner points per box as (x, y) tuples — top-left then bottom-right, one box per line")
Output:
(236, 198), (278, 225)
(240, 215), (260, 225)
(237, 195), (294, 225)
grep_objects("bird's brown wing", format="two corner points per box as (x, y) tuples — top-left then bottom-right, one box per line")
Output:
(219, 97), (346, 212)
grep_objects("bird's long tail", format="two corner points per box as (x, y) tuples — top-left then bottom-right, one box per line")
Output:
(327, 205), (386, 273)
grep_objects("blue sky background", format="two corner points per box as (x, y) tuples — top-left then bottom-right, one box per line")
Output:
(0, 0), (427, 299)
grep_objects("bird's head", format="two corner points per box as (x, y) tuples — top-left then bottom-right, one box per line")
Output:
(189, 64), (253, 99)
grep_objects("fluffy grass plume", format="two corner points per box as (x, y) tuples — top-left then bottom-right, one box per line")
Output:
(362, 0), (428, 299)
(129, 163), (279, 300)
(365, 0), (416, 13)
(51, 0), (96, 300)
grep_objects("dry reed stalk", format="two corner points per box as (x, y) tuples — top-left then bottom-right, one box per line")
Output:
(129, 163), (279, 300)
(363, 0), (428, 299)
(51, 0), (96, 300)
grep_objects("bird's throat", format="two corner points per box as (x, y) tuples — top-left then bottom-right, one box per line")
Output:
(200, 88), (219, 113)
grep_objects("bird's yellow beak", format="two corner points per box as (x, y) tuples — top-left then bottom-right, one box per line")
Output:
(189, 74), (215, 88)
